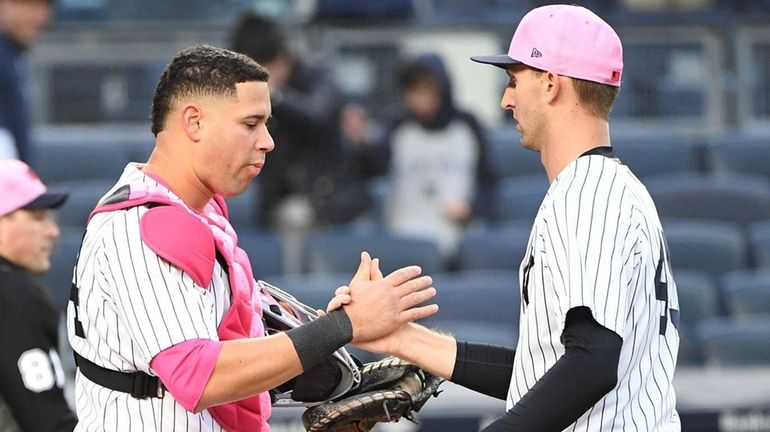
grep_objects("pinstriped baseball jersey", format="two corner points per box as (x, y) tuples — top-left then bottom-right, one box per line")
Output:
(509, 151), (680, 431)
(67, 164), (230, 431)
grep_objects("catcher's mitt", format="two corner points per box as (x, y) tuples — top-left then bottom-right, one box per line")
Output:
(302, 357), (445, 432)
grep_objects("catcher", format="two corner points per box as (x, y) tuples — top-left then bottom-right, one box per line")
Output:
(260, 280), (445, 432)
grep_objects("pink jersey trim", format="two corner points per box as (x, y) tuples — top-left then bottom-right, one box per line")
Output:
(151, 339), (223, 412)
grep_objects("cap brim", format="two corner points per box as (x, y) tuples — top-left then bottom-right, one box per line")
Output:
(470, 55), (523, 69)
(22, 190), (68, 211)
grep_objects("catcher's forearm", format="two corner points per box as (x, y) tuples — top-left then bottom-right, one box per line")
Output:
(451, 341), (515, 400)
(197, 311), (353, 411)
(286, 310), (353, 371)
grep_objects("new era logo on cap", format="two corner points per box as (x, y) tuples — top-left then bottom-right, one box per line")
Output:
(531, 47), (542, 58)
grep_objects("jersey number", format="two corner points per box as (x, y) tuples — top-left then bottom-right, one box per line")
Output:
(655, 243), (680, 336)
(17, 348), (65, 392)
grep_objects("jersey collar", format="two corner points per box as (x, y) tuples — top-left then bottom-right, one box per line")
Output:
(580, 146), (614, 158)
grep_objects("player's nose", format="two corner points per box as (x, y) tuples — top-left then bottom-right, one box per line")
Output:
(500, 88), (514, 110)
(256, 127), (275, 153)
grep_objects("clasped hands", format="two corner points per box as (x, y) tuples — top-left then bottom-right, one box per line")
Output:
(321, 252), (437, 352)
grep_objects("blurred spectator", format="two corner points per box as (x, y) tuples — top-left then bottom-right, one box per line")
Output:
(230, 13), (346, 229)
(0, 159), (75, 432)
(0, 0), (54, 162)
(361, 53), (497, 257)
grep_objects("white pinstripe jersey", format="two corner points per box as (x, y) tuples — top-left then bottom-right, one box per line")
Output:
(67, 164), (231, 431)
(509, 151), (681, 431)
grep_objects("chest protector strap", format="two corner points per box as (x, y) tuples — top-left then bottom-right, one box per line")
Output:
(71, 183), (271, 429)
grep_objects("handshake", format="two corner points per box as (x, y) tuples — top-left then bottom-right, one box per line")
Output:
(262, 252), (444, 432)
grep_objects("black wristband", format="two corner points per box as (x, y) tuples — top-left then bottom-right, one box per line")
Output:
(286, 310), (353, 371)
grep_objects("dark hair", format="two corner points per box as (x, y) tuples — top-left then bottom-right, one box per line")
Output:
(150, 44), (269, 136)
(396, 60), (437, 92)
(530, 69), (619, 120)
(571, 78), (620, 120)
(229, 13), (287, 64)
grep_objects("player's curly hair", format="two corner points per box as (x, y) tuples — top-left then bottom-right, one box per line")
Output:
(150, 44), (269, 136)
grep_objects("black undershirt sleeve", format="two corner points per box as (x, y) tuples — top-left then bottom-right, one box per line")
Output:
(451, 341), (515, 400)
(480, 306), (623, 432)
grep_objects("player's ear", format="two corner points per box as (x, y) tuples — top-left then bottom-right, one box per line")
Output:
(180, 104), (203, 142)
(544, 71), (560, 103)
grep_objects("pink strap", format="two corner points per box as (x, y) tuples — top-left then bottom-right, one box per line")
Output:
(151, 339), (223, 412)
(140, 206), (216, 288)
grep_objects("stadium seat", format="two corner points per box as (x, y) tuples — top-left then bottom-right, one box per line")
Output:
(748, 219), (770, 268)
(486, 125), (543, 180)
(675, 270), (721, 329)
(51, 179), (116, 228)
(494, 175), (549, 223)
(663, 220), (748, 279)
(647, 173), (770, 225)
(674, 270), (721, 365)
(720, 270), (770, 319)
(707, 136), (770, 180)
(425, 270), (520, 329)
(612, 136), (701, 179)
(455, 223), (530, 272)
(261, 272), (352, 312)
(31, 140), (131, 184)
(225, 185), (260, 230)
(43, 227), (84, 311)
(696, 318), (770, 366)
(301, 231), (443, 276)
(237, 228), (285, 278)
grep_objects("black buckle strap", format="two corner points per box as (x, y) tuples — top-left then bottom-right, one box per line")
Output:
(74, 352), (164, 399)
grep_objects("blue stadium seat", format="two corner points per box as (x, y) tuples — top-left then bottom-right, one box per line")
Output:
(663, 220), (748, 279)
(455, 223), (530, 272)
(707, 136), (770, 180)
(494, 175), (549, 223)
(225, 185), (260, 230)
(748, 220), (770, 268)
(647, 173), (770, 225)
(43, 227), (84, 311)
(51, 179), (115, 229)
(237, 228), (284, 278)
(259, 272), (352, 312)
(675, 270), (721, 328)
(31, 140), (131, 183)
(720, 270), (770, 319)
(696, 318), (770, 366)
(612, 136), (701, 179)
(486, 125), (543, 180)
(424, 270), (520, 330)
(674, 270), (720, 365)
(302, 231), (443, 276)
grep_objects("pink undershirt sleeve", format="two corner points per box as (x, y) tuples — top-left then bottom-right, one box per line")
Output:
(150, 338), (223, 412)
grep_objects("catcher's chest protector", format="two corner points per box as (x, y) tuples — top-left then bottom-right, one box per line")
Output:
(87, 183), (272, 431)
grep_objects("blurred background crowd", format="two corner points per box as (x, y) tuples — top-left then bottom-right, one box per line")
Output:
(4, 0), (770, 430)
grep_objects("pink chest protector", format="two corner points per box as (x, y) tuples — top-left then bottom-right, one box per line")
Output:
(90, 183), (271, 431)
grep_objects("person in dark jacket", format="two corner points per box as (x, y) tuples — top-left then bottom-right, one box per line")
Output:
(0, 159), (75, 432)
(230, 13), (346, 229)
(0, 0), (54, 162)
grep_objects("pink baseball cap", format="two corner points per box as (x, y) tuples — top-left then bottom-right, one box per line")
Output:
(471, 4), (623, 86)
(0, 159), (68, 217)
